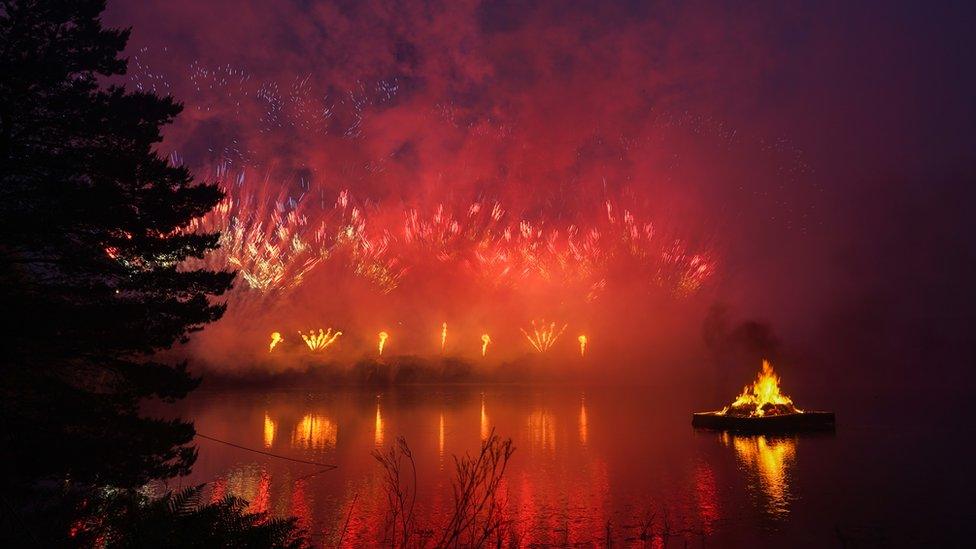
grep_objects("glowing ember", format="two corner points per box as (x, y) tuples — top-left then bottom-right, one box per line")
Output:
(299, 328), (342, 351)
(718, 360), (803, 417)
(520, 320), (567, 353)
(481, 333), (491, 356)
(378, 331), (389, 355)
(578, 334), (587, 357)
(268, 331), (283, 352)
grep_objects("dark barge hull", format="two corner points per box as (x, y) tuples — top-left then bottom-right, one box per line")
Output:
(692, 411), (835, 433)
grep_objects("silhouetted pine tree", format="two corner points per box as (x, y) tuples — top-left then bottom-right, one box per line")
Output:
(0, 1), (299, 546)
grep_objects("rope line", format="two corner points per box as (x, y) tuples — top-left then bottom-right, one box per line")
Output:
(194, 432), (338, 469)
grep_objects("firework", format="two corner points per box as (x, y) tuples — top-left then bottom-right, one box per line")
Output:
(178, 170), (324, 299)
(481, 333), (491, 357)
(180, 169), (715, 313)
(387, 198), (715, 300)
(578, 335), (587, 357)
(441, 322), (448, 352)
(377, 331), (389, 356)
(269, 331), (283, 352)
(520, 320), (567, 353)
(179, 170), (407, 305)
(299, 328), (342, 351)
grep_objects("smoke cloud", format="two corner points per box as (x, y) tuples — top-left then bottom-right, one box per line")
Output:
(106, 1), (975, 399)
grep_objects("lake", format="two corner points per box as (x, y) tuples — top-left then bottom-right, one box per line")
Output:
(158, 384), (972, 547)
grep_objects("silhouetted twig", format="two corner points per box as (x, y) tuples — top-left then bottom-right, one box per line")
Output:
(436, 428), (515, 548)
(372, 436), (418, 547)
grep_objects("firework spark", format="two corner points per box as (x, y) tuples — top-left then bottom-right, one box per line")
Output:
(481, 333), (491, 357)
(180, 170), (716, 315)
(521, 320), (568, 353)
(378, 331), (389, 356)
(578, 334), (587, 357)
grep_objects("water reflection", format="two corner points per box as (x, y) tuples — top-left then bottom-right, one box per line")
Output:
(374, 400), (384, 447)
(527, 409), (556, 452)
(480, 393), (490, 440)
(579, 396), (588, 446)
(173, 388), (855, 545)
(722, 432), (797, 517)
(694, 462), (720, 534)
(292, 414), (338, 450)
(263, 413), (276, 448)
(214, 463), (271, 514)
(438, 412), (445, 460)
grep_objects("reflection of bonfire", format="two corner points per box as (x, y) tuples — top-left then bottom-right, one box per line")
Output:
(724, 432), (796, 517)
(693, 360), (834, 432)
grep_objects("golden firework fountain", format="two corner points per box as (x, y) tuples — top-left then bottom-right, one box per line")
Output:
(693, 360), (834, 432)
(520, 320), (567, 353)
(299, 328), (342, 351)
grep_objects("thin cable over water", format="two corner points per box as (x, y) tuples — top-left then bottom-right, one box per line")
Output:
(195, 432), (338, 469)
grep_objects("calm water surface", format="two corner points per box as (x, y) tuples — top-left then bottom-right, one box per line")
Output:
(160, 385), (971, 547)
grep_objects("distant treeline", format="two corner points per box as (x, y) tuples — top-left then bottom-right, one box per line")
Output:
(198, 355), (569, 389)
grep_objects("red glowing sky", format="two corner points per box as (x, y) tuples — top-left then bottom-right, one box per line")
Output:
(104, 1), (975, 391)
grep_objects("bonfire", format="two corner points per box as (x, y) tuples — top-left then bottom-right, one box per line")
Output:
(718, 360), (802, 417)
(693, 359), (834, 432)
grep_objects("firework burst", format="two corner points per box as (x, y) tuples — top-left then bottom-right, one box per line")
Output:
(179, 168), (715, 314)
(299, 328), (342, 351)
(521, 320), (568, 353)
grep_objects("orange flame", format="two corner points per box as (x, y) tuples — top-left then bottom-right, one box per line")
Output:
(577, 334), (587, 357)
(378, 331), (389, 355)
(441, 322), (448, 352)
(481, 333), (491, 356)
(720, 360), (801, 417)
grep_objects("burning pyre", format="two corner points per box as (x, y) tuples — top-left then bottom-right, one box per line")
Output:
(718, 360), (802, 418)
(693, 359), (834, 431)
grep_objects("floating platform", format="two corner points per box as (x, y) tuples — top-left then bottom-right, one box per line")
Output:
(692, 411), (835, 433)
